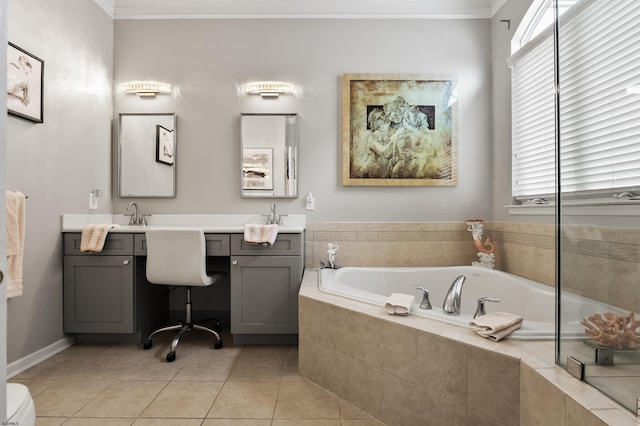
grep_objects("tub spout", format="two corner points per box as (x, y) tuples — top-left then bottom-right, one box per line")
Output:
(443, 275), (466, 315)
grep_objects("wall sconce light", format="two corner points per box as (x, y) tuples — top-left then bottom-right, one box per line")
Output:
(242, 81), (296, 98)
(119, 81), (172, 97)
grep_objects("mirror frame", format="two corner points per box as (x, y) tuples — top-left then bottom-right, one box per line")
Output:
(240, 113), (299, 199)
(118, 112), (177, 198)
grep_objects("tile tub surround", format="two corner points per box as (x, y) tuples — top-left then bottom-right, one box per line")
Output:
(304, 221), (556, 283)
(299, 270), (638, 425)
(305, 221), (640, 313)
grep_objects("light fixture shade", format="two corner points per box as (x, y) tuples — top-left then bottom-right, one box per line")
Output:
(242, 81), (296, 98)
(120, 81), (172, 97)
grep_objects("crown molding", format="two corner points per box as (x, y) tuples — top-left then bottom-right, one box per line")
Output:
(92, 0), (115, 18)
(94, 0), (508, 20)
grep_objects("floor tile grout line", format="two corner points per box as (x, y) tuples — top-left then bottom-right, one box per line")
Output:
(23, 340), (384, 424)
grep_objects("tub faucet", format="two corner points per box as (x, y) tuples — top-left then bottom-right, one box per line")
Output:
(474, 297), (500, 319)
(442, 275), (466, 315)
(412, 285), (432, 310)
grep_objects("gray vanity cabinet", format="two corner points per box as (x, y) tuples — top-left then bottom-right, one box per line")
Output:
(63, 233), (135, 333)
(230, 233), (304, 341)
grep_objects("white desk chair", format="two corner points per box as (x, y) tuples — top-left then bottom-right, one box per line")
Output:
(142, 228), (224, 362)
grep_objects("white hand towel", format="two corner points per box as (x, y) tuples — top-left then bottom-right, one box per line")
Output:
(470, 312), (523, 341)
(80, 224), (120, 253)
(384, 293), (415, 316)
(6, 190), (26, 298)
(244, 224), (278, 246)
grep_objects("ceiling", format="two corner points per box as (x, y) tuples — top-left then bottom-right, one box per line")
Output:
(93, 0), (508, 20)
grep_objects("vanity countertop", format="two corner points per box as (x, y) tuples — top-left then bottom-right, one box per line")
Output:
(60, 214), (306, 233)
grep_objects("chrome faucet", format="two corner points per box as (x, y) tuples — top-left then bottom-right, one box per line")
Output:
(474, 297), (500, 319)
(412, 285), (432, 310)
(442, 275), (466, 315)
(263, 203), (287, 226)
(126, 202), (146, 225)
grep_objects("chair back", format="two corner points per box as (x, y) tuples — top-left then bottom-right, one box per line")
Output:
(145, 229), (213, 287)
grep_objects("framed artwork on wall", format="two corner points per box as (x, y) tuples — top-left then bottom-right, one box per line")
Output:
(156, 125), (175, 165)
(242, 148), (274, 190)
(7, 42), (44, 123)
(342, 73), (458, 187)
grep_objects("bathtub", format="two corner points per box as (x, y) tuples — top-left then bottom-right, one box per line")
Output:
(318, 266), (623, 340)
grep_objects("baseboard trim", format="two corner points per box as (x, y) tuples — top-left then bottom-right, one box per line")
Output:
(7, 336), (75, 378)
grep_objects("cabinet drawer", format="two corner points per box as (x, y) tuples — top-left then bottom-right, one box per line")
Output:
(64, 233), (134, 255)
(231, 233), (302, 256)
(135, 233), (230, 256)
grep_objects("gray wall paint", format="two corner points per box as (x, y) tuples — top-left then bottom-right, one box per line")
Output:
(5, 3), (524, 364)
(6, 0), (113, 363)
(491, 0), (551, 224)
(113, 18), (493, 222)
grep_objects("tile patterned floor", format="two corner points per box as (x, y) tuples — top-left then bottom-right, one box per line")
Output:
(10, 331), (385, 425)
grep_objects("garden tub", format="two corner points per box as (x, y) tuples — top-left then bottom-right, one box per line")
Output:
(318, 266), (623, 340)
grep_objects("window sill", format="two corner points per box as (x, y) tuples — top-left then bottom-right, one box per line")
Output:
(506, 199), (640, 216)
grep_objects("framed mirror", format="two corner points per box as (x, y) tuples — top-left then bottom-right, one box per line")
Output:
(118, 113), (176, 197)
(241, 113), (298, 198)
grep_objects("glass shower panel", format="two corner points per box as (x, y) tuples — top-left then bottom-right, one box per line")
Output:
(557, 0), (640, 414)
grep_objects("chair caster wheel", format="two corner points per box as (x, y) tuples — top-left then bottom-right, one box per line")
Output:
(166, 351), (176, 362)
(143, 340), (152, 350)
(214, 340), (223, 350)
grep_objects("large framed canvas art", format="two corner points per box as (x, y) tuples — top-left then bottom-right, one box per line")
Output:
(342, 74), (458, 187)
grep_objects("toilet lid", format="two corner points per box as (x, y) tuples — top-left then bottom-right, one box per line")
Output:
(7, 383), (30, 419)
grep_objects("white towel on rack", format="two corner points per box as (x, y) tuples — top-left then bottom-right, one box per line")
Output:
(6, 190), (26, 298)
(80, 224), (120, 253)
(384, 293), (415, 315)
(243, 224), (278, 246)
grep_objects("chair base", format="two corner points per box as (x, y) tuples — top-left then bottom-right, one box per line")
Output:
(143, 287), (222, 362)
(143, 322), (222, 362)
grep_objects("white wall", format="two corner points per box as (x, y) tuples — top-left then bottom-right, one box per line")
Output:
(6, 0), (113, 363)
(113, 18), (493, 222)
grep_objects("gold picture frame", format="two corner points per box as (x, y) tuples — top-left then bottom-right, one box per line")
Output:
(342, 73), (458, 186)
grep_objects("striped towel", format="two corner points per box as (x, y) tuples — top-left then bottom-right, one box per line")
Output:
(6, 190), (26, 298)
(80, 224), (120, 253)
(243, 224), (278, 246)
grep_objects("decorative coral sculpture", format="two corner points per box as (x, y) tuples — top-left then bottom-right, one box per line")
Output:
(580, 312), (640, 349)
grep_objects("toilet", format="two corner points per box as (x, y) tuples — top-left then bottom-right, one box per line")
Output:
(6, 383), (36, 426)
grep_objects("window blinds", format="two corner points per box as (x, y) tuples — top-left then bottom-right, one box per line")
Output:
(511, 0), (640, 199)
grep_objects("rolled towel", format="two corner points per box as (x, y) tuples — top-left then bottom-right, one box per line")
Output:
(244, 224), (278, 246)
(384, 293), (415, 316)
(470, 312), (523, 341)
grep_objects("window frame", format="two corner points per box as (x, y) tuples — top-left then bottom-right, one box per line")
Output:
(508, 0), (640, 215)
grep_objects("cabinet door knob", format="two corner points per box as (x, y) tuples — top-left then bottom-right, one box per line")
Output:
(122, 259), (130, 265)
(232, 259), (238, 265)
